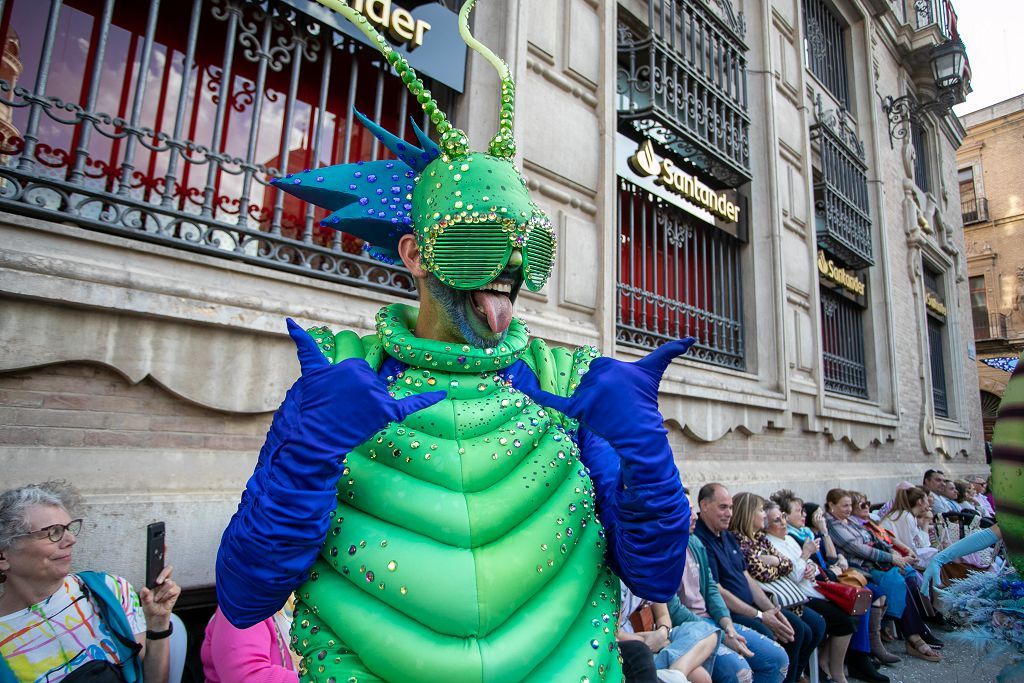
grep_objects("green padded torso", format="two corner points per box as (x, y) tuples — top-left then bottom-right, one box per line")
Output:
(291, 304), (623, 683)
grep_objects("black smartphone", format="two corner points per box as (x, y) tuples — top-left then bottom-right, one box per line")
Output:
(145, 522), (166, 589)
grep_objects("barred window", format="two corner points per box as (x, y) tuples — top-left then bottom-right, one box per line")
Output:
(810, 105), (872, 270)
(0, 0), (458, 296)
(616, 181), (745, 370)
(927, 318), (948, 417)
(802, 0), (850, 107)
(923, 263), (948, 418)
(969, 275), (989, 336)
(820, 285), (867, 399)
(911, 119), (932, 194)
(617, 0), (752, 188)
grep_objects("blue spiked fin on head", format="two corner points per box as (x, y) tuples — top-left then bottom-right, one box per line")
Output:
(271, 152), (418, 264)
(352, 110), (440, 172)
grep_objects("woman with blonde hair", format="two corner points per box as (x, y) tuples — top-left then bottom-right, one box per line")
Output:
(730, 492), (825, 683)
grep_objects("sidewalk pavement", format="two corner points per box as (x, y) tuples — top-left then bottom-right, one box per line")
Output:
(851, 636), (1013, 683)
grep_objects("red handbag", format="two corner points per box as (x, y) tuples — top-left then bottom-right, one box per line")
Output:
(816, 580), (872, 616)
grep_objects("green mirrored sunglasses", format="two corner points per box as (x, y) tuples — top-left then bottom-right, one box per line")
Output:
(427, 219), (555, 292)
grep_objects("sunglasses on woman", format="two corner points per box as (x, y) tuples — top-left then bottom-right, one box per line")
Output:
(14, 519), (83, 543)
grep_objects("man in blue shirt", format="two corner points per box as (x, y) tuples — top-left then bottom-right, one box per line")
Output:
(694, 483), (819, 683)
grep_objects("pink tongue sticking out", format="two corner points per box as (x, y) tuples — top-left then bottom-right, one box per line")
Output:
(471, 290), (513, 334)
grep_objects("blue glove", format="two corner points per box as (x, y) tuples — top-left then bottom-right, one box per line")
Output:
(921, 527), (998, 596)
(216, 319), (446, 627)
(505, 339), (695, 601)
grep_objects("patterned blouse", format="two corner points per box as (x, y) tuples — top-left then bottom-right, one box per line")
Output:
(826, 513), (894, 570)
(738, 530), (794, 582)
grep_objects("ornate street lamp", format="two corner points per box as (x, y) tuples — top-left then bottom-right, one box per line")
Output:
(880, 37), (969, 148)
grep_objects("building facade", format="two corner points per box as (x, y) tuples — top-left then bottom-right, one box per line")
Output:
(1, 0), (983, 600)
(956, 94), (1024, 442)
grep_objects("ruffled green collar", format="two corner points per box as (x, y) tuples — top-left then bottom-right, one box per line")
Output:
(375, 303), (528, 372)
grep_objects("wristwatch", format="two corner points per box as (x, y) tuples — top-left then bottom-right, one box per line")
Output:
(754, 610), (763, 621)
(146, 621), (174, 640)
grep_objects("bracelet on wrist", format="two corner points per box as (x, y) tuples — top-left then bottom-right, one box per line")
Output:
(146, 621), (174, 641)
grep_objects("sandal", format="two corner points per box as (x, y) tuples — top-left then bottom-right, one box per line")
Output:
(905, 639), (941, 663)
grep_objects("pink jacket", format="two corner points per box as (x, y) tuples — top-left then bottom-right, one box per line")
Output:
(201, 608), (298, 683)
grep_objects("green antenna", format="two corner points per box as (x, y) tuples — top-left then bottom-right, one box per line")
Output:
(313, 0), (469, 158)
(457, 0), (516, 158)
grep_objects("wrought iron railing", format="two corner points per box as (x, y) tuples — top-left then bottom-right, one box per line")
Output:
(961, 196), (988, 224)
(910, 117), (931, 194)
(913, 0), (959, 41)
(927, 316), (948, 417)
(802, 0), (850, 107)
(616, 180), (745, 370)
(617, 0), (751, 189)
(0, 0), (457, 297)
(810, 99), (873, 270)
(820, 286), (868, 399)
(974, 312), (1008, 341)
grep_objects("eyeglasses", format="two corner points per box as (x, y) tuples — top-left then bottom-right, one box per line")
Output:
(424, 212), (556, 292)
(14, 519), (83, 543)
(859, 502), (871, 509)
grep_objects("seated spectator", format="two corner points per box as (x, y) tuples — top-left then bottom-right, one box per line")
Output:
(880, 487), (937, 570)
(618, 639), (659, 683)
(674, 508), (788, 683)
(773, 492), (844, 579)
(921, 470), (960, 515)
(201, 605), (299, 682)
(762, 501), (859, 683)
(618, 583), (718, 683)
(968, 476), (995, 517)
(848, 492), (918, 566)
(730, 493), (826, 683)
(825, 488), (941, 664)
(694, 484), (814, 683)
(953, 480), (978, 514)
(0, 481), (181, 682)
(773, 493), (888, 683)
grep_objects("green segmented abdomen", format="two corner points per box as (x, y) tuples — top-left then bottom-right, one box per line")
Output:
(290, 353), (622, 682)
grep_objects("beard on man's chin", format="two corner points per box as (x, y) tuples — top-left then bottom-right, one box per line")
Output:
(423, 275), (514, 349)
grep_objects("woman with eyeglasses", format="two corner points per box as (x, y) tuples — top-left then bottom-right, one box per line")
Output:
(760, 501), (860, 683)
(824, 489), (940, 665)
(0, 481), (180, 682)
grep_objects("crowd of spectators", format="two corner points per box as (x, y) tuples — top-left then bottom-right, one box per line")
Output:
(1, 471), (1001, 682)
(618, 471), (1003, 683)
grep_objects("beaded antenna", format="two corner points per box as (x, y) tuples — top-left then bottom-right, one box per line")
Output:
(273, 0), (556, 291)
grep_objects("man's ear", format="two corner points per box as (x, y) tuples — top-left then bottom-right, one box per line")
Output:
(398, 233), (429, 278)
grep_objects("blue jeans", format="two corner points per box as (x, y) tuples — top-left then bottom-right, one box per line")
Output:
(732, 608), (823, 683)
(704, 618), (787, 683)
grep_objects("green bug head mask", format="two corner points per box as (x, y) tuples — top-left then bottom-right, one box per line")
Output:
(415, 154), (555, 293)
(274, 0), (556, 312)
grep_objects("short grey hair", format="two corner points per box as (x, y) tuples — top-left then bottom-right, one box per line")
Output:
(0, 481), (82, 552)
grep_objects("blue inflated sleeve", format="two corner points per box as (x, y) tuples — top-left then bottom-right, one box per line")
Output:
(216, 358), (418, 628)
(578, 426), (690, 602)
(216, 378), (342, 628)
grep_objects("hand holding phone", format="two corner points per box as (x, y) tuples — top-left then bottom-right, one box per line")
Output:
(145, 522), (166, 590)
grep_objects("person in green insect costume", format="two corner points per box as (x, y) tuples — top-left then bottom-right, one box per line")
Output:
(215, 2), (694, 681)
